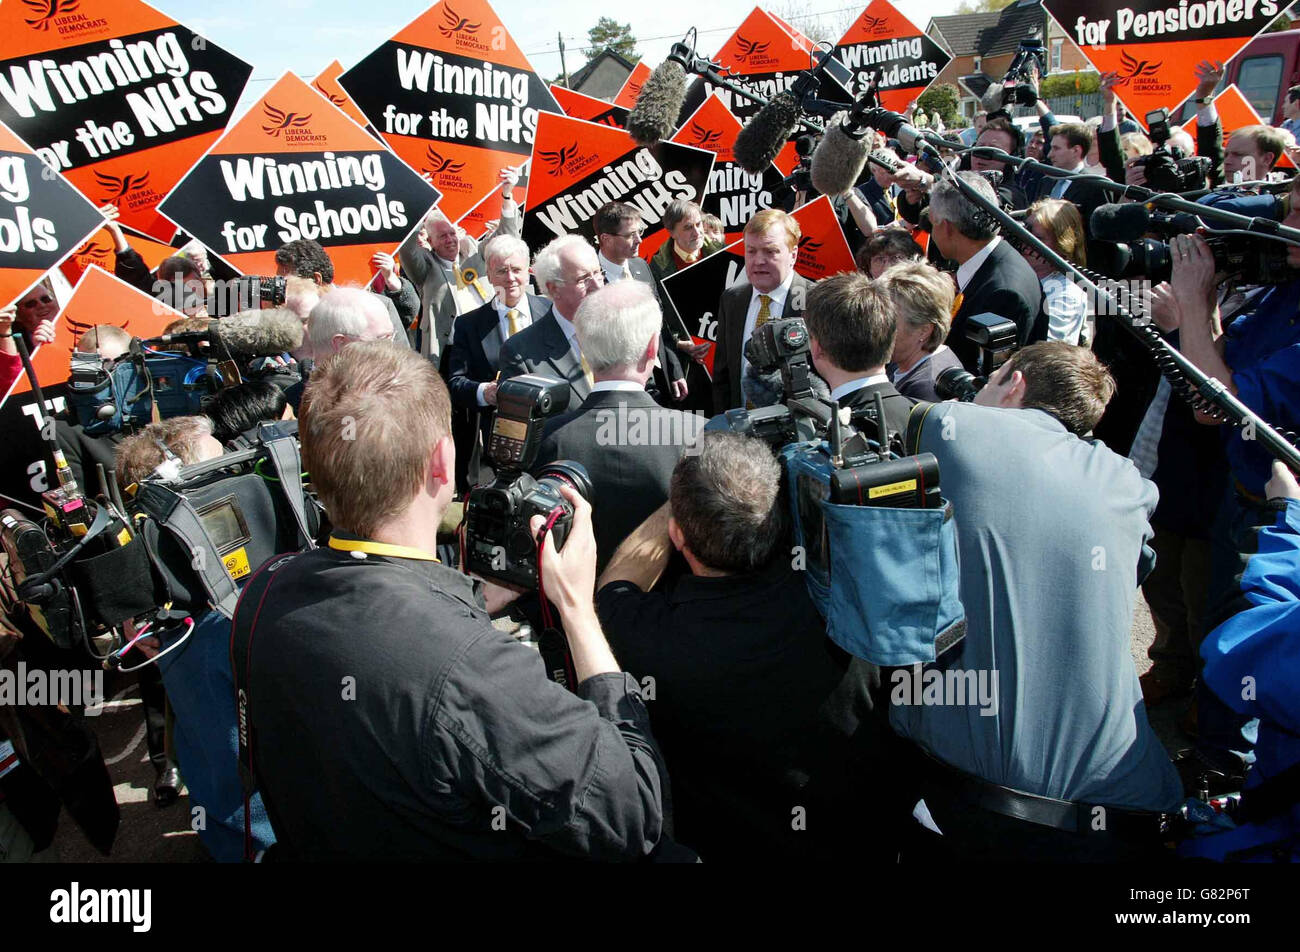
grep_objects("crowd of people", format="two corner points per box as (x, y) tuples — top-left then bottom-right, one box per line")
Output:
(2, 53), (1299, 865)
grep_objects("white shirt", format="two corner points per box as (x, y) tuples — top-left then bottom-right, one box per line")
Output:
(830, 373), (890, 403)
(591, 379), (644, 393)
(598, 252), (633, 285)
(476, 296), (534, 406)
(740, 272), (794, 380)
(955, 236), (1001, 293)
(1041, 273), (1088, 346)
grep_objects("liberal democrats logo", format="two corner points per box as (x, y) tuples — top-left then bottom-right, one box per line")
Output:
(438, 4), (482, 37)
(261, 103), (313, 138)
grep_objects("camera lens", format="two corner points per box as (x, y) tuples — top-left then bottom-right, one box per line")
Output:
(535, 460), (592, 502)
(935, 367), (986, 402)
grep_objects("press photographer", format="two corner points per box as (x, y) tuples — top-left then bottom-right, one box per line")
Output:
(232, 341), (669, 861)
(896, 342), (1182, 861)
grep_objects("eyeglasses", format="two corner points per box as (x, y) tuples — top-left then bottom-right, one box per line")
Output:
(20, 296), (54, 307)
(616, 229), (644, 240)
(560, 270), (605, 288)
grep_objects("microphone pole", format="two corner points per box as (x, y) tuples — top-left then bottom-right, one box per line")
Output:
(932, 158), (1300, 470)
(968, 145), (1300, 245)
(668, 28), (827, 135)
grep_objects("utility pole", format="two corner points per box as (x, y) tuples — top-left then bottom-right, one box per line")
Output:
(558, 32), (569, 88)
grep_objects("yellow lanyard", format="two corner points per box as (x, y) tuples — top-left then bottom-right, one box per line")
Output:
(328, 536), (440, 562)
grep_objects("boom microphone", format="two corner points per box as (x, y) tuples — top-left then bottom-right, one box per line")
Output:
(810, 109), (873, 197)
(734, 90), (803, 174)
(1089, 203), (1204, 243)
(626, 54), (688, 146)
(147, 307), (304, 357)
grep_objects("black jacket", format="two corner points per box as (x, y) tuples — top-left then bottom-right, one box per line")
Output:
(241, 543), (667, 861)
(838, 379), (914, 446)
(536, 388), (704, 569)
(950, 240), (1043, 372)
(712, 276), (811, 413)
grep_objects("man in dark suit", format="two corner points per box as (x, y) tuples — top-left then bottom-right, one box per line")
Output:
(594, 201), (687, 405)
(499, 235), (603, 407)
(804, 271), (913, 442)
(535, 281), (704, 570)
(1036, 122), (1108, 237)
(446, 234), (548, 492)
(712, 209), (812, 413)
(929, 172), (1043, 374)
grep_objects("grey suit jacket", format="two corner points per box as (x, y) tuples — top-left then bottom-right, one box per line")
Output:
(711, 274), (811, 413)
(497, 305), (592, 406)
(398, 210), (520, 361)
(536, 388), (704, 569)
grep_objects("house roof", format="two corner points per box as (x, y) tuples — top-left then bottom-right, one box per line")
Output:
(566, 48), (636, 96)
(930, 2), (1048, 59)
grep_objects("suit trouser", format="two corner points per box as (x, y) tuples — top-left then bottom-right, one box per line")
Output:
(1141, 526), (1213, 689)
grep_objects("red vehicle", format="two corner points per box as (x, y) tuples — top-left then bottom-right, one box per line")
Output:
(1177, 28), (1300, 124)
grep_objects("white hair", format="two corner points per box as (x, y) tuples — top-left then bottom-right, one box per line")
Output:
(575, 281), (661, 373)
(308, 286), (389, 353)
(532, 234), (592, 291)
(482, 234), (530, 269)
(424, 208), (451, 232)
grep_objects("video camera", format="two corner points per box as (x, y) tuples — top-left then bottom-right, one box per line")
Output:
(998, 36), (1048, 108)
(2, 422), (319, 659)
(463, 376), (592, 590)
(708, 318), (964, 666)
(67, 342), (217, 436)
(1131, 109), (1212, 194)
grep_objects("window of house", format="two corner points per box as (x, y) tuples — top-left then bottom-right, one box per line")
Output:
(973, 56), (981, 73)
(1051, 39), (1063, 71)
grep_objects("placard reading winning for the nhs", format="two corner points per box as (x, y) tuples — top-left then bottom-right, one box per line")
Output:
(158, 72), (440, 284)
(0, 0), (252, 241)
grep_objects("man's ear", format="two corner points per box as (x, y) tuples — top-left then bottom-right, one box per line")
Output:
(1004, 369), (1028, 408)
(313, 271), (325, 287)
(429, 433), (455, 488)
(643, 332), (660, 370)
(667, 516), (685, 553)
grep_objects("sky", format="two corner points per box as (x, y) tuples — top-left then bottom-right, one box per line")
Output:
(169, 0), (967, 116)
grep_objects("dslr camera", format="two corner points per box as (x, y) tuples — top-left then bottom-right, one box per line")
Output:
(999, 36), (1048, 107)
(463, 376), (592, 590)
(1132, 109), (1212, 193)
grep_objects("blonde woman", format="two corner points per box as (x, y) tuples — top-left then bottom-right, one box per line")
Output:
(1020, 198), (1091, 346)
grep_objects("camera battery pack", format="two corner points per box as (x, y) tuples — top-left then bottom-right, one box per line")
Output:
(829, 454), (942, 508)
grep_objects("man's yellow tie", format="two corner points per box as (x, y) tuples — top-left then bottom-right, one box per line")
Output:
(506, 308), (520, 337)
(579, 351), (594, 388)
(753, 293), (773, 330)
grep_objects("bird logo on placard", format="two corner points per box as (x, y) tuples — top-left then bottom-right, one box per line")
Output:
(861, 14), (888, 30)
(735, 35), (771, 61)
(438, 4), (482, 36)
(262, 104), (312, 137)
(313, 82), (347, 107)
(797, 236), (823, 259)
(22, 0), (77, 31)
(73, 238), (113, 269)
(423, 147), (466, 177)
(1115, 50), (1161, 85)
(540, 142), (580, 174)
(94, 170), (150, 203)
(626, 81), (643, 98)
(65, 315), (95, 352)
(688, 123), (723, 149)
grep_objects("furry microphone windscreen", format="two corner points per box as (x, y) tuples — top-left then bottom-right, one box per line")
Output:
(626, 59), (688, 146)
(214, 307), (305, 356)
(733, 91), (802, 174)
(810, 114), (873, 197)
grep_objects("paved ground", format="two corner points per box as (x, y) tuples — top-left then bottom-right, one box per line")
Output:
(31, 594), (1192, 862)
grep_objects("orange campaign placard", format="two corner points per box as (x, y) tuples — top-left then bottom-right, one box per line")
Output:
(156, 72), (441, 286)
(5, 265), (182, 402)
(678, 6), (853, 176)
(521, 111), (715, 260)
(671, 93), (783, 243)
(1042, 0), (1286, 124)
(550, 84), (628, 128)
(59, 221), (176, 286)
(0, 0), (252, 242)
(613, 62), (652, 110)
(313, 60), (380, 138)
(0, 119), (104, 311)
(834, 1), (952, 111)
(338, 0), (562, 222)
(789, 195), (856, 281)
(1180, 83), (1294, 169)
(456, 159), (529, 238)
